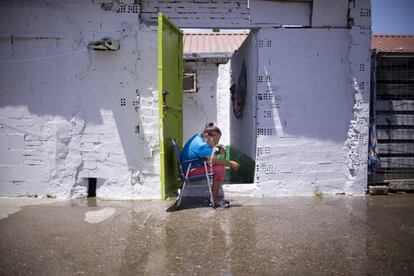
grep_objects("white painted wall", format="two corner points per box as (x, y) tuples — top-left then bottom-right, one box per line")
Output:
(249, 0), (311, 27)
(0, 0), (371, 199)
(346, 0), (372, 192)
(0, 0), (160, 199)
(217, 62), (231, 146)
(255, 28), (353, 195)
(253, 0), (372, 196)
(230, 31), (258, 159)
(311, 0), (349, 28)
(140, 0), (250, 28)
(183, 62), (218, 142)
(183, 61), (231, 145)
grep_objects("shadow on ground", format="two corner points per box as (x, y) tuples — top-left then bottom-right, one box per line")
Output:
(165, 196), (243, 212)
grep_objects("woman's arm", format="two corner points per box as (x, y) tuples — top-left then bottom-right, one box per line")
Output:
(206, 156), (240, 171)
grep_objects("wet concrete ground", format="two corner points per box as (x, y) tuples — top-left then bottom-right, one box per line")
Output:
(0, 195), (414, 275)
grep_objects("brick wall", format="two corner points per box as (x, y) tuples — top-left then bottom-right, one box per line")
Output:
(216, 62), (231, 146)
(345, 0), (372, 192)
(0, 0), (160, 198)
(251, 0), (372, 196)
(183, 61), (231, 145)
(0, 0), (372, 198)
(140, 0), (249, 28)
(183, 62), (218, 141)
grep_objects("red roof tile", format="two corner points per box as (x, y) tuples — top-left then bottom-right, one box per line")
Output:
(372, 34), (414, 53)
(183, 33), (414, 56)
(183, 32), (249, 57)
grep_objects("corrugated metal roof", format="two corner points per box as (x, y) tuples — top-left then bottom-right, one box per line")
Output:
(372, 35), (414, 53)
(183, 32), (249, 59)
(183, 33), (414, 57)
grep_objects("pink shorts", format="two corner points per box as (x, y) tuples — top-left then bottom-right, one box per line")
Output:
(188, 165), (225, 182)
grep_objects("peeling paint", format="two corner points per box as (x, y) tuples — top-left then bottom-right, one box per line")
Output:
(248, 0), (371, 196)
(0, 1), (160, 199)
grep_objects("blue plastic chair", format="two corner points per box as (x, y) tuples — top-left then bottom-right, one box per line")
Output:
(172, 138), (215, 208)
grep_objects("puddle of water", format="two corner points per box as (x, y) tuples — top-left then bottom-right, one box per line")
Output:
(0, 197), (58, 220)
(84, 207), (116, 224)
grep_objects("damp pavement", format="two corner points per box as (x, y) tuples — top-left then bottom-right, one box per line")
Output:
(0, 195), (414, 275)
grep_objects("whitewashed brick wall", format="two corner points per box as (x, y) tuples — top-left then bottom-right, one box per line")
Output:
(249, 0), (312, 26)
(0, 0), (372, 199)
(183, 62), (218, 142)
(251, 0), (372, 196)
(140, 0), (249, 28)
(216, 62), (231, 146)
(183, 61), (231, 145)
(0, 0), (160, 198)
(254, 28), (354, 195)
(230, 31), (258, 159)
(345, 0), (372, 192)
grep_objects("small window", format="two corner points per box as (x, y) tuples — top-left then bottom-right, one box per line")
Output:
(184, 71), (197, 93)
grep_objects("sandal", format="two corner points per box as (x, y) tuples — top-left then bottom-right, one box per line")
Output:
(213, 200), (230, 209)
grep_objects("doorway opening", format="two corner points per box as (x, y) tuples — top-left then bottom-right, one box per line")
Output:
(87, 178), (97, 198)
(158, 13), (257, 198)
(182, 29), (256, 184)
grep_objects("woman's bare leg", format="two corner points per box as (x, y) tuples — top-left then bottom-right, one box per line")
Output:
(212, 180), (221, 203)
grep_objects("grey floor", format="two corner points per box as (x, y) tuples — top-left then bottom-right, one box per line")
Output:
(0, 194), (413, 275)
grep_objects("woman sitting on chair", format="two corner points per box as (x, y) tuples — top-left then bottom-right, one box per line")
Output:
(180, 122), (240, 208)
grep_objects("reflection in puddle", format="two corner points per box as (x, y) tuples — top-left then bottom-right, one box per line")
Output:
(84, 207), (116, 224)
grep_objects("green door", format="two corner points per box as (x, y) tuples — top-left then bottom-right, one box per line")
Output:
(158, 13), (183, 199)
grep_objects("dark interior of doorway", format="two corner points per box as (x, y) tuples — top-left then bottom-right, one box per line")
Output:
(87, 178), (97, 197)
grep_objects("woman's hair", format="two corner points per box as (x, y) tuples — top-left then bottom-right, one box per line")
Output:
(202, 122), (221, 137)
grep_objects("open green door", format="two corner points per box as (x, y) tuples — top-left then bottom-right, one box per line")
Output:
(158, 13), (183, 199)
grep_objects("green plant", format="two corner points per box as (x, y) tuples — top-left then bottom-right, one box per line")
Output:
(314, 186), (324, 199)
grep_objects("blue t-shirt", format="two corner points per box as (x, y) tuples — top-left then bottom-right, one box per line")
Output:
(180, 133), (213, 171)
